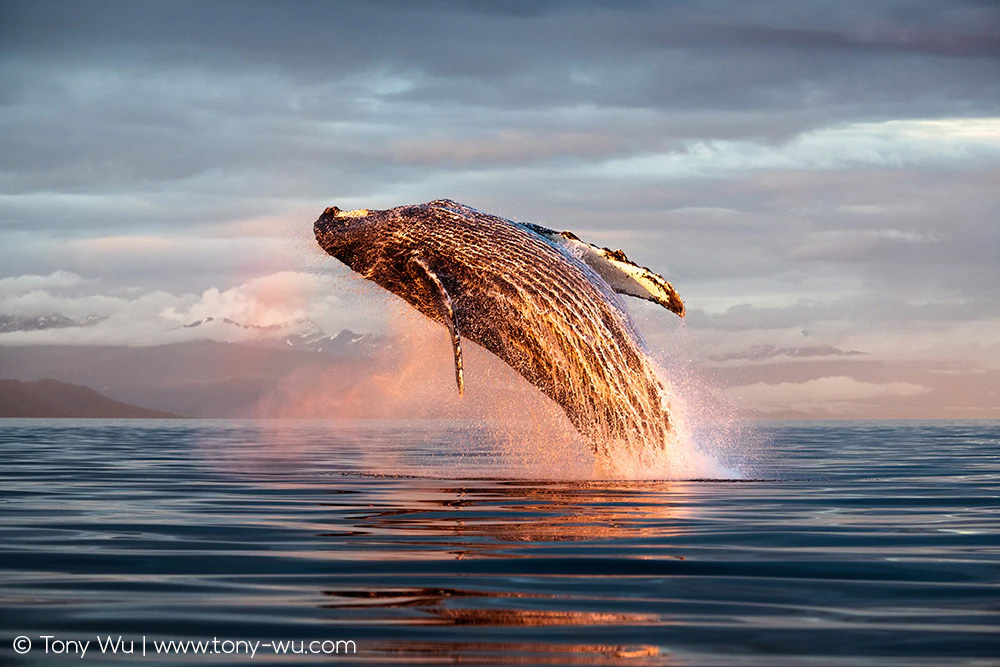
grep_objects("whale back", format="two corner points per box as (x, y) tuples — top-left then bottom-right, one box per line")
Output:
(315, 199), (677, 459)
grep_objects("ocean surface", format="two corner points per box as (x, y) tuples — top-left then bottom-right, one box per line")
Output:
(1, 419), (998, 666)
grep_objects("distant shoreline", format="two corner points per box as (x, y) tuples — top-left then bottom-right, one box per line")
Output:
(0, 379), (181, 419)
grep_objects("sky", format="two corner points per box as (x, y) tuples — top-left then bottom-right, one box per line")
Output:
(1, 0), (998, 418)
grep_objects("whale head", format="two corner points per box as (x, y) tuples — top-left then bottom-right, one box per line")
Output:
(313, 206), (393, 278)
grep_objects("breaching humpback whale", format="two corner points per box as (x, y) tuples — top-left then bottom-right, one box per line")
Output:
(314, 199), (685, 458)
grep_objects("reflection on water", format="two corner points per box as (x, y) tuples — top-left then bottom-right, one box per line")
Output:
(373, 640), (667, 666)
(1, 419), (999, 666)
(375, 640), (668, 666)
(342, 481), (691, 551)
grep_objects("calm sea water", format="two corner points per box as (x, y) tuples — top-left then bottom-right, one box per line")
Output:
(1, 419), (998, 666)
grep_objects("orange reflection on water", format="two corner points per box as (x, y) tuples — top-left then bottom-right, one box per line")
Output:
(342, 481), (692, 551)
(322, 587), (658, 626)
(322, 586), (549, 608)
(187, 438), (690, 664)
(367, 640), (671, 666)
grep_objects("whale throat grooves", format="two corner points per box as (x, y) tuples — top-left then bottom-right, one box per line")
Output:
(313, 199), (686, 465)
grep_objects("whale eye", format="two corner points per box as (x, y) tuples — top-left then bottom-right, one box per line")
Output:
(323, 207), (341, 218)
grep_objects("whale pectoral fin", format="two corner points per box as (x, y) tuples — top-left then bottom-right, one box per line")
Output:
(519, 223), (685, 317)
(582, 246), (685, 317)
(408, 256), (465, 396)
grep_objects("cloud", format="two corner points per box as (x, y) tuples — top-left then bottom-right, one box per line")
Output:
(786, 227), (942, 263)
(0, 271), (91, 296)
(724, 375), (931, 416)
(161, 272), (332, 328)
(42, 232), (321, 294)
(601, 118), (1000, 179)
(384, 130), (628, 168)
(0, 271), (389, 347)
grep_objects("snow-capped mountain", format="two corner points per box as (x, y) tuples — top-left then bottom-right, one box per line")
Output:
(178, 317), (380, 356)
(0, 313), (106, 333)
(279, 327), (377, 355)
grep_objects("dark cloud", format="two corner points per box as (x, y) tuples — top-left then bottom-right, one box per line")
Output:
(688, 295), (1000, 333)
(3, 1), (997, 109)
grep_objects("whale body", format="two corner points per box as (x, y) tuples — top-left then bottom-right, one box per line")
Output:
(313, 199), (684, 458)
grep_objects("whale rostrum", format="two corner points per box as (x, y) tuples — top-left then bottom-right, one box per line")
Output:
(314, 199), (684, 458)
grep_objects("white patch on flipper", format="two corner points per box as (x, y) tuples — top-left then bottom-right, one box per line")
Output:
(520, 223), (685, 317)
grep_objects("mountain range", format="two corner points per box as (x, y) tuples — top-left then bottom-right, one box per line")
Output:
(177, 317), (381, 356)
(0, 313), (382, 417)
(0, 339), (371, 418)
(0, 313), (105, 333)
(1, 315), (996, 420)
(0, 378), (179, 418)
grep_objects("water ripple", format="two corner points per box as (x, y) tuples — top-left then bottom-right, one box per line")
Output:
(1, 419), (999, 665)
